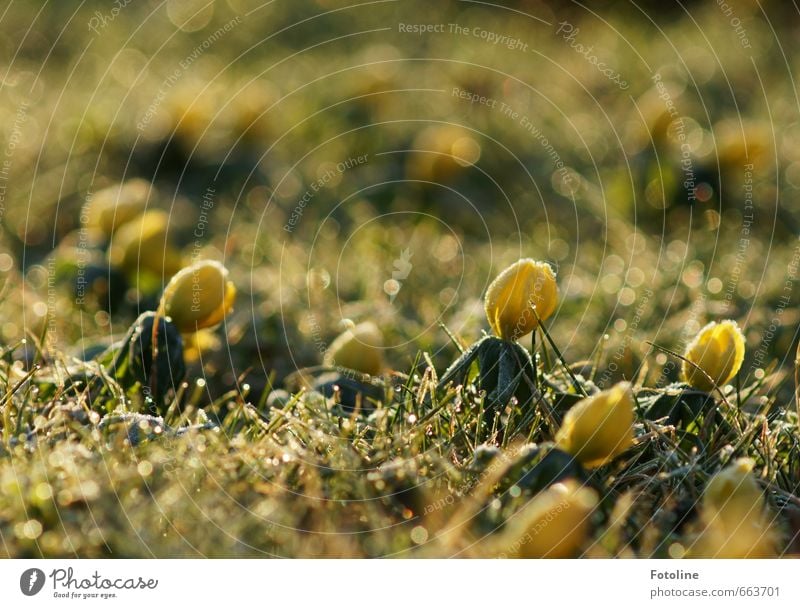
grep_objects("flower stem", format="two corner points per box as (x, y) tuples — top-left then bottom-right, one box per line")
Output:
(531, 307), (587, 397)
(531, 330), (539, 390)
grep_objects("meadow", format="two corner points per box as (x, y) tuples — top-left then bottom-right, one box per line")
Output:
(1, 0), (799, 557)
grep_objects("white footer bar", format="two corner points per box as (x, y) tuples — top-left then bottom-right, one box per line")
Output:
(1, 559), (797, 607)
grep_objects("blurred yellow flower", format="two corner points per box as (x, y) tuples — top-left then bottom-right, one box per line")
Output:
(84, 179), (152, 236)
(682, 320), (745, 392)
(484, 258), (557, 341)
(160, 260), (236, 334)
(556, 382), (635, 469)
(406, 125), (481, 182)
(323, 322), (384, 376)
(504, 481), (598, 558)
(714, 120), (772, 171)
(691, 458), (777, 558)
(108, 210), (183, 279)
(228, 79), (276, 141)
(704, 458), (762, 522)
(183, 329), (222, 363)
(168, 81), (224, 154)
(632, 79), (690, 147)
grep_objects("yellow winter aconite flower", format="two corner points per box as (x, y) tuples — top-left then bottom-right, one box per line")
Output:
(323, 322), (384, 376)
(84, 178), (151, 236)
(691, 458), (777, 558)
(108, 210), (183, 278)
(555, 382), (635, 469)
(504, 481), (598, 558)
(159, 260), (236, 333)
(682, 320), (745, 392)
(484, 258), (558, 341)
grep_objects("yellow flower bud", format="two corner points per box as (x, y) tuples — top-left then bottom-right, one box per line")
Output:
(108, 210), (183, 278)
(692, 458), (777, 558)
(505, 481), (598, 558)
(84, 179), (152, 236)
(323, 322), (384, 376)
(682, 320), (745, 392)
(160, 260), (237, 333)
(555, 382), (635, 469)
(484, 258), (557, 341)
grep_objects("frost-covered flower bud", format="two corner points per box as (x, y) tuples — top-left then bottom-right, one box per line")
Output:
(484, 258), (557, 341)
(682, 320), (745, 392)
